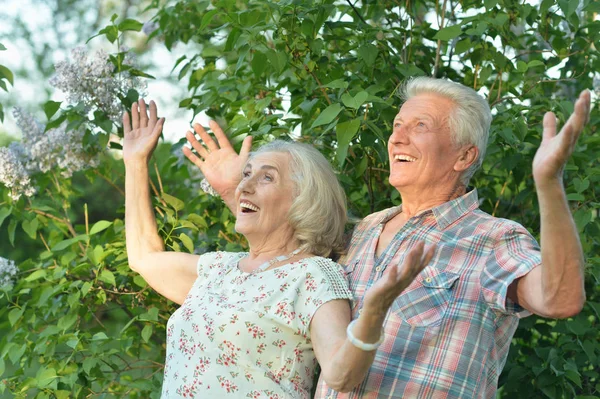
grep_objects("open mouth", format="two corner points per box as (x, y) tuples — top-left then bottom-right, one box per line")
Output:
(394, 154), (417, 163)
(240, 201), (259, 214)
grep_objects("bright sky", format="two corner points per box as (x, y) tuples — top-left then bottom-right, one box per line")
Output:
(0, 0), (207, 143)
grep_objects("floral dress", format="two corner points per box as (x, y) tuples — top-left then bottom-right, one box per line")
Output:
(161, 251), (353, 398)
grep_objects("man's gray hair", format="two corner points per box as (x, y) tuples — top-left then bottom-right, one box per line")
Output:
(252, 140), (347, 258)
(400, 77), (492, 185)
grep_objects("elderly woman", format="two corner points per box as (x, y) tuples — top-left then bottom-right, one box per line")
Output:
(123, 99), (434, 398)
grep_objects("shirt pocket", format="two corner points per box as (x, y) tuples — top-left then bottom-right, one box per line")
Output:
(391, 268), (459, 327)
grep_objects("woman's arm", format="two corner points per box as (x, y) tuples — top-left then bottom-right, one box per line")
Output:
(311, 243), (435, 392)
(123, 99), (199, 305)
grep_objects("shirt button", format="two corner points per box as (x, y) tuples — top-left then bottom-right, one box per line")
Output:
(375, 266), (382, 272)
(425, 277), (432, 283)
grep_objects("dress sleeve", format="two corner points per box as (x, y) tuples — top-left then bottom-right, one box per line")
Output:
(294, 257), (354, 335)
(480, 224), (541, 317)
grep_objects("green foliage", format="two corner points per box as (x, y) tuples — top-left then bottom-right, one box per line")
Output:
(1, 0), (599, 397)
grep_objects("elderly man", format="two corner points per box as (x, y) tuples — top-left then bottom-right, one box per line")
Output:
(183, 77), (589, 398)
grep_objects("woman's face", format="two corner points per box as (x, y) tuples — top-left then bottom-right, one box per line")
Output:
(234, 152), (296, 246)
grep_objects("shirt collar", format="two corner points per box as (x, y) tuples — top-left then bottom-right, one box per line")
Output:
(431, 188), (480, 229)
(376, 188), (480, 230)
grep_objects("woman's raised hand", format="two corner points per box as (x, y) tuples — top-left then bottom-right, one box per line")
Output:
(122, 99), (165, 164)
(183, 121), (252, 198)
(362, 242), (435, 315)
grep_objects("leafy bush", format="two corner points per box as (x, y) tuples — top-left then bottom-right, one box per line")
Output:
(1, 1), (599, 397)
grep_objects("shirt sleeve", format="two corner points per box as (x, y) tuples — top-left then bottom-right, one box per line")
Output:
(481, 224), (541, 317)
(294, 257), (354, 336)
(196, 251), (241, 277)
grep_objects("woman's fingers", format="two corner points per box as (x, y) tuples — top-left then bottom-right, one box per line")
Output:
(210, 120), (232, 150)
(194, 123), (219, 152)
(186, 130), (210, 159)
(123, 111), (131, 135)
(182, 146), (203, 169)
(139, 99), (149, 128)
(149, 100), (158, 126)
(131, 102), (139, 130)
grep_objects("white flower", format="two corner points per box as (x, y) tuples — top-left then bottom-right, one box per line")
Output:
(50, 46), (147, 123)
(0, 146), (35, 201)
(142, 20), (159, 36)
(0, 257), (18, 290)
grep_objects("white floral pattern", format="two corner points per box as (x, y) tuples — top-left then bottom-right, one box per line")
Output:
(161, 252), (353, 398)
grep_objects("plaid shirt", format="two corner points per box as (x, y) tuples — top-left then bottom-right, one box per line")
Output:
(316, 189), (541, 399)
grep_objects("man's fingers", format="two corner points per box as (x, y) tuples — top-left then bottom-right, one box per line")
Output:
(131, 102), (139, 130)
(139, 99), (149, 128)
(149, 100), (158, 126)
(193, 123), (219, 152)
(210, 120), (232, 150)
(123, 112), (131, 135)
(240, 135), (253, 158)
(186, 130), (209, 159)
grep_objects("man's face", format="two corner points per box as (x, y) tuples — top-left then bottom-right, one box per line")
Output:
(388, 93), (464, 193)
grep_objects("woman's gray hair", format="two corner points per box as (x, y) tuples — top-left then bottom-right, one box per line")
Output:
(400, 77), (492, 185)
(252, 140), (347, 258)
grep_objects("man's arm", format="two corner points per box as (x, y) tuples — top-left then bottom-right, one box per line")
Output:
(508, 90), (591, 318)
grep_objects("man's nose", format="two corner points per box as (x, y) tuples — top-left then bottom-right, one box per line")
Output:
(389, 125), (410, 145)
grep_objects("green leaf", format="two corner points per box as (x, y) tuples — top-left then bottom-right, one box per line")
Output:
(99, 270), (116, 287)
(99, 25), (119, 43)
(141, 324), (153, 343)
(21, 218), (38, 240)
(52, 235), (88, 251)
(90, 220), (113, 235)
(200, 9), (219, 30)
(0, 43), (6, 50)
(433, 24), (463, 41)
(527, 60), (545, 68)
(118, 18), (143, 32)
(341, 91), (368, 110)
(179, 233), (195, 253)
(516, 60), (528, 73)
(0, 65), (14, 85)
(8, 219), (16, 247)
(58, 312), (78, 330)
(92, 332), (108, 341)
(25, 269), (47, 282)
(83, 358), (97, 375)
(163, 193), (185, 211)
(357, 44), (378, 67)
(0, 357), (5, 377)
(43, 101), (61, 120)
(8, 307), (24, 326)
(251, 51), (267, 77)
(311, 103), (342, 128)
(323, 79), (349, 89)
(35, 367), (58, 389)
(81, 281), (93, 297)
(0, 207), (11, 229)
(188, 214), (208, 230)
(336, 118), (361, 166)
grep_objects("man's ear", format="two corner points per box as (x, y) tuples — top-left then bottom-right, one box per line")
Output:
(454, 145), (479, 173)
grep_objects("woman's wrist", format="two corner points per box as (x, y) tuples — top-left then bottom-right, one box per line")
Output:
(346, 319), (385, 351)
